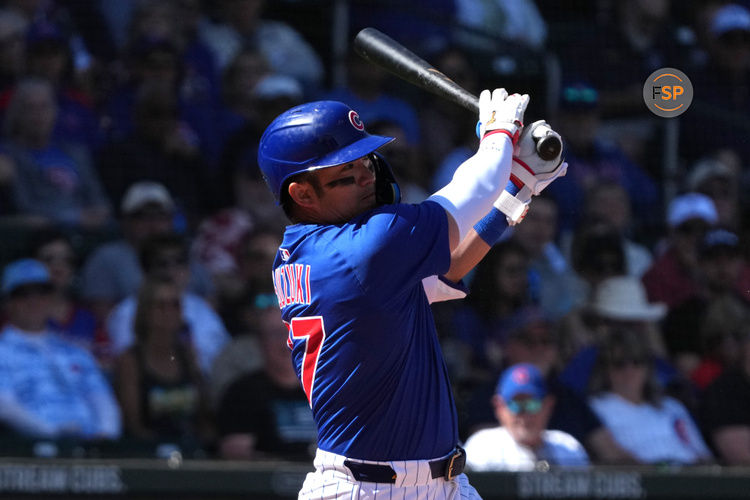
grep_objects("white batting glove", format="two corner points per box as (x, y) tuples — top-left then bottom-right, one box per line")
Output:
(478, 88), (530, 144)
(494, 120), (568, 225)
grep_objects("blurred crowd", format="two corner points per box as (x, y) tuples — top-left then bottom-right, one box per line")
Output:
(0, 0), (750, 470)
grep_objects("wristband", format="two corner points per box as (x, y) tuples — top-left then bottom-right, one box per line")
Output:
(476, 121), (521, 144)
(473, 206), (510, 246)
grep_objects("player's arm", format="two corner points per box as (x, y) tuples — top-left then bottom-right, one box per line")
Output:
(424, 122), (567, 303)
(443, 121), (566, 282)
(443, 228), (493, 283)
(428, 88), (527, 250)
(422, 227), (493, 304)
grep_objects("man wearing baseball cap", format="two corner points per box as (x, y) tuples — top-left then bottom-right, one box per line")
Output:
(0, 259), (121, 440)
(642, 192), (719, 309)
(80, 181), (214, 324)
(463, 363), (589, 471)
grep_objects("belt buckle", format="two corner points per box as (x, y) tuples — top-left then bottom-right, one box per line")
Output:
(444, 447), (465, 481)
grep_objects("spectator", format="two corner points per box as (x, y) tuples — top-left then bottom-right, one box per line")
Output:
(454, 0), (548, 51)
(462, 306), (636, 465)
(588, 328), (713, 465)
(560, 0), (695, 130)
(320, 49), (421, 146)
(0, 77), (111, 229)
(348, 0), (455, 56)
(216, 297), (315, 461)
(700, 320), (750, 465)
(21, 19), (102, 152)
(115, 275), (213, 450)
(103, 1), (221, 164)
(438, 239), (536, 382)
(199, 0), (324, 92)
(546, 80), (661, 237)
(418, 47), (479, 181)
(662, 228), (750, 379)
(0, 8), (27, 93)
(126, 0), (220, 102)
(576, 181), (653, 277)
(464, 363), (589, 471)
(215, 72), (302, 221)
(106, 232), (230, 377)
(98, 80), (213, 228)
(203, 224), (282, 408)
(0, 258), (121, 440)
(191, 209), (254, 318)
(509, 194), (587, 320)
(642, 192), (718, 309)
(558, 275), (669, 395)
(26, 227), (109, 369)
(215, 47), (272, 150)
(567, 222), (627, 300)
(681, 3), (750, 165)
(207, 293), (273, 410)
(560, 275), (667, 372)
(691, 295), (750, 391)
(80, 181), (214, 323)
(194, 222), (281, 335)
(685, 157), (742, 232)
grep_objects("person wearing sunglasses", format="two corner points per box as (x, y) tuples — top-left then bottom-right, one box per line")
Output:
(0, 258), (121, 441)
(463, 363), (589, 471)
(106, 232), (230, 379)
(588, 328), (713, 465)
(115, 275), (214, 453)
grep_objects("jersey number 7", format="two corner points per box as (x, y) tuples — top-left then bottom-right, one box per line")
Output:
(286, 316), (326, 407)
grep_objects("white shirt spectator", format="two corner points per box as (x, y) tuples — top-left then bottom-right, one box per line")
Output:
(590, 393), (712, 464)
(464, 426), (589, 471)
(0, 326), (121, 439)
(107, 292), (230, 376)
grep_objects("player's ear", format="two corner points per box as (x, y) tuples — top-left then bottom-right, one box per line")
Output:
(288, 181), (317, 208)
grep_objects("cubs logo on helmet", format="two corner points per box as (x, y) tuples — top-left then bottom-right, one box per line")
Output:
(349, 110), (364, 131)
(257, 100), (395, 202)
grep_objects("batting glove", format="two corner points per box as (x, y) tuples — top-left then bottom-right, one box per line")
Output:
(478, 88), (529, 144)
(494, 120), (568, 225)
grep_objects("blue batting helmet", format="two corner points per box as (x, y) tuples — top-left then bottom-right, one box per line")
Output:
(258, 100), (395, 202)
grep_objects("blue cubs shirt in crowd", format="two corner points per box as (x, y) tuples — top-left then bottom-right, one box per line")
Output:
(272, 200), (458, 461)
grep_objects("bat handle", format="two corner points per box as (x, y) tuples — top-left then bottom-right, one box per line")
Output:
(536, 135), (562, 161)
(505, 136), (563, 195)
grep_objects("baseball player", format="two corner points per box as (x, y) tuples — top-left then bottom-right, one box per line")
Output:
(257, 90), (566, 499)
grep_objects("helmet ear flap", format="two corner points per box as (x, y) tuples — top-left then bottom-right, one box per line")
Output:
(370, 152), (401, 205)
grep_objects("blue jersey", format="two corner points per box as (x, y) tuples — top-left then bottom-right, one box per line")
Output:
(272, 201), (458, 461)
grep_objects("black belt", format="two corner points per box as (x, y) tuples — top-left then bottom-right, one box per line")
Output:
(344, 446), (466, 484)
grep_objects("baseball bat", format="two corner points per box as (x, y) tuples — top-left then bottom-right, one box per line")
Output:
(353, 27), (562, 162)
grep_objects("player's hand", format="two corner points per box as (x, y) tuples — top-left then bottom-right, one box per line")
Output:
(478, 88), (530, 144)
(513, 120), (564, 177)
(493, 120), (567, 225)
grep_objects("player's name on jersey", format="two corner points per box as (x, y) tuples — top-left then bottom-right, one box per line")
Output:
(273, 263), (312, 308)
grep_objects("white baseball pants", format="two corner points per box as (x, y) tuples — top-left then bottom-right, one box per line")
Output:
(298, 448), (482, 500)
